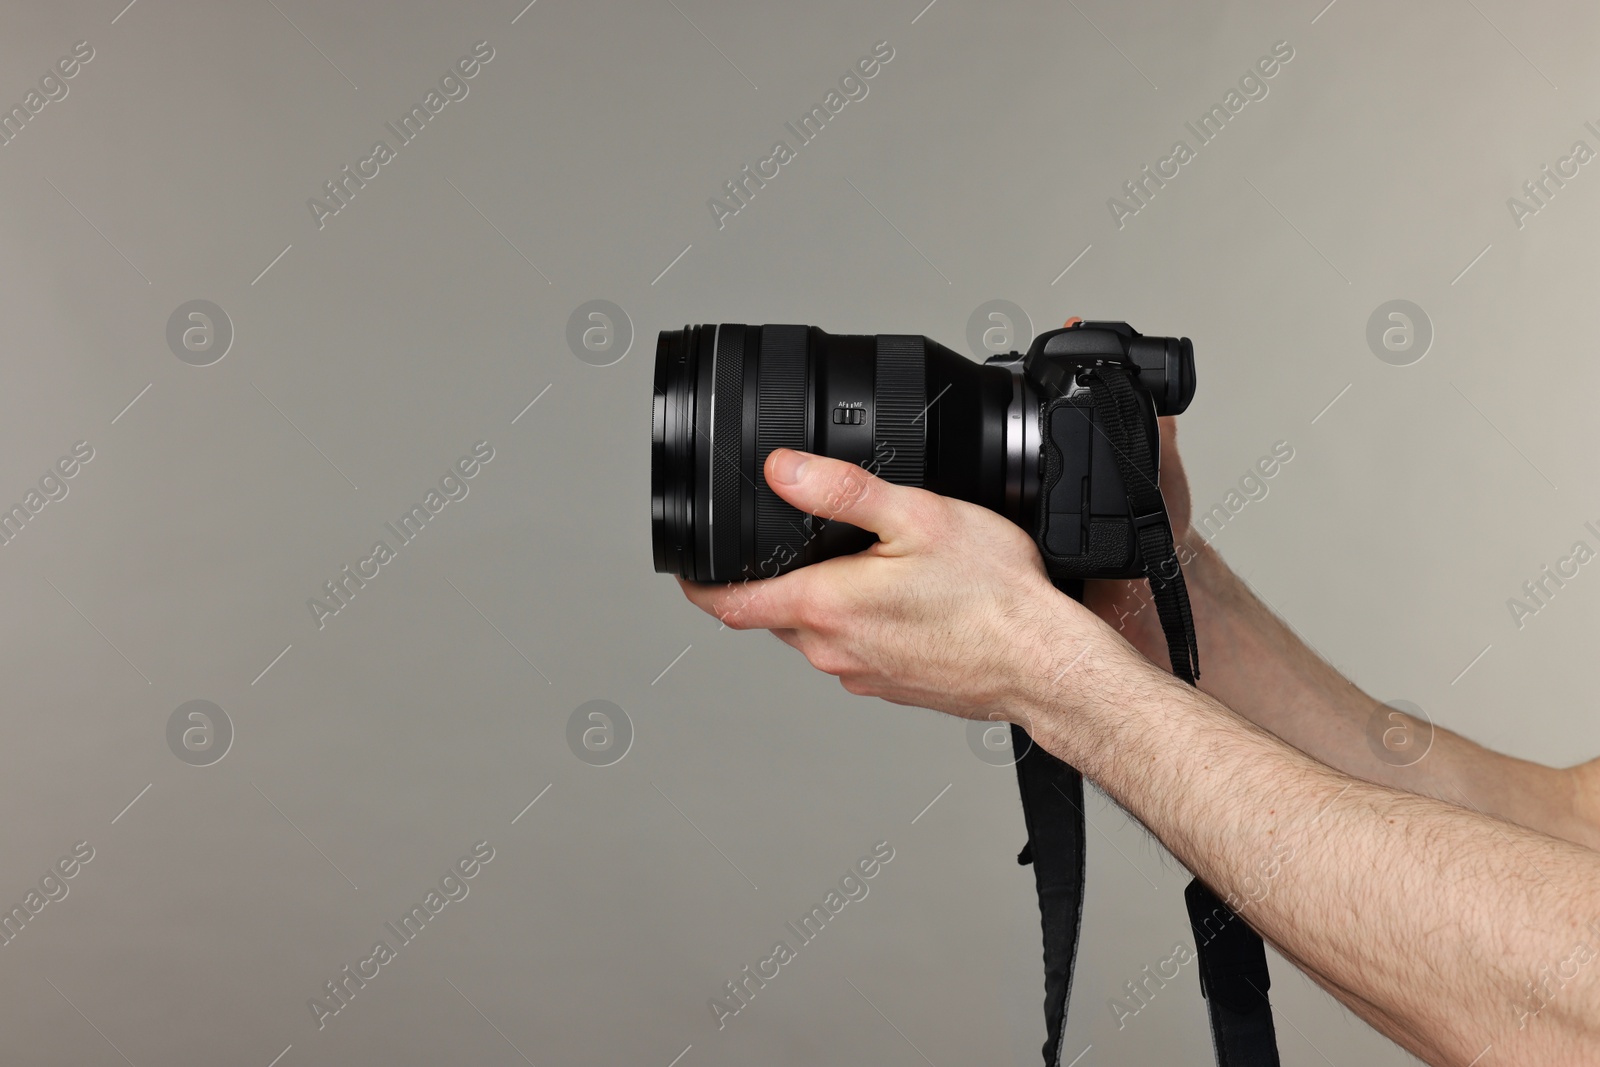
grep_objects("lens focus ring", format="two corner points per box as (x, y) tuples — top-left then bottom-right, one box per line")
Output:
(754, 325), (808, 574)
(873, 335), (926, 488)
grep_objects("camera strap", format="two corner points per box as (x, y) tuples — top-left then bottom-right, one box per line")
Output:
(1014, 362), (1280, 1067)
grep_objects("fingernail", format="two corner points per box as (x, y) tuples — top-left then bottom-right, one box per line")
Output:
(769, 449), (809, 485)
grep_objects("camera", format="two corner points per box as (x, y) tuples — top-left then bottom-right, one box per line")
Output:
(650, 321), (1267, 1067)
(650, 320), (1195, 585)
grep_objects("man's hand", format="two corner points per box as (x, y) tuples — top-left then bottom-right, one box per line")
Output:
(679, 447), (1120, 725)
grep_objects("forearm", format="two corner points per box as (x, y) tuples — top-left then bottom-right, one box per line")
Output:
(1171, 540), (1594, 847)
(1029, 634), (1600, 1065)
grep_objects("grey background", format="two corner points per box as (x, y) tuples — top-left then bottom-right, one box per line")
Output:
(0, 0), (1594, 1063)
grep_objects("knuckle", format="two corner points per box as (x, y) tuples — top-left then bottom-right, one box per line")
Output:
(715, 589), (760, 629)
(840, 675), (872, 696)
(807, 644), (849, 676)
(792, 583), (840, 632)
(788, 589), (821, 630)
(795, 601), (833, 636)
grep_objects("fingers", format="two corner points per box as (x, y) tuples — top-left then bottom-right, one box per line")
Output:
(677, 571), (818, 631)
(763, 448), (944, 547)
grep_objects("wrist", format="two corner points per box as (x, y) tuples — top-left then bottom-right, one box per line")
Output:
(1168, 536), (1238, 673)
(1014, 538), (1233, 771)
(1176, 534), (1226, 607)
(1087, 534), (1226, 669)
(1013, 595), (1173, 773)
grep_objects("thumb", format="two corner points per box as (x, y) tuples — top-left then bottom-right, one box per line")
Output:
(763, 448), (942, 546)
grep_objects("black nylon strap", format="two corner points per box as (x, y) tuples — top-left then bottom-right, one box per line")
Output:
(1011, 720), (1086, 1067)
(1186, 880), (1280, 1066)
(1079, 365), (1199, 684)
(1016, 361), (1278, 1067)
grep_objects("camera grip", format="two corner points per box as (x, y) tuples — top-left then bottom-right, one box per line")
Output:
(1034, 395), (1144, 580)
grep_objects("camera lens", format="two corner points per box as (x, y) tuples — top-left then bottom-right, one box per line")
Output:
(652, 324), (1034, 582)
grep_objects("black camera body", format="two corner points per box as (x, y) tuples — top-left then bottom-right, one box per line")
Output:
(998, 320), (1195, 580)
(651, 319), (1195, 585)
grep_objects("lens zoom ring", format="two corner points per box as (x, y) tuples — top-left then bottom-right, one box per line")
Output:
(754, 325), (808, 573)
(709, 326), (744, 578)
(874, 335), (926, 487)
